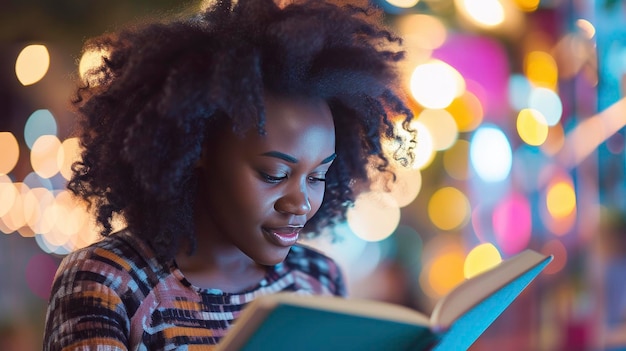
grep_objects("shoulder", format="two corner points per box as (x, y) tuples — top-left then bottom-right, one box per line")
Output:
(44, 230), (166, 349)
(51, 230), (166, 299)
(283, 244), (346, 296)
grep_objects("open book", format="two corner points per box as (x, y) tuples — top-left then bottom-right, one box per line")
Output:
(216, 249), (553, 351)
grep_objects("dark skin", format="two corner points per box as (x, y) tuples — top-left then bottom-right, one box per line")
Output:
(175, 95), (336, 292)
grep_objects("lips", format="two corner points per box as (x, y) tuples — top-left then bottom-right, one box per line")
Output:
(262, 226), (303, 247)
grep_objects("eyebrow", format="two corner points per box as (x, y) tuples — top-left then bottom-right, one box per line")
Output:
(261, 151), (337, 165)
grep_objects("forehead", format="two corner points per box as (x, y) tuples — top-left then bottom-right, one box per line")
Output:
(209, 95), (336, 159)
(261, 95), (334, 138)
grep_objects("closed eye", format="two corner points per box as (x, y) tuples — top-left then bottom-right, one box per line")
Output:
(308, 172), (327, 184)
(260, 173), (287, 184)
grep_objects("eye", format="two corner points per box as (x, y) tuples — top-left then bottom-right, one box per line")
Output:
(260, 172), (287, 184)
(307, 173), (327, 184)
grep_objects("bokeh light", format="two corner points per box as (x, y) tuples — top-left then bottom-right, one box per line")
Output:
(24, 109), (58, 149)
(57, 137), (82, 180)
(410, 59), (465, 109)
(31, 135), (62, 179)
(2, 182), (27, 234)
(514, 0), (540, 12)
(15, 44), (50, 86)
(417, 109), (459, 151)
(457, 0), (505, 27)
(391, 166), (422, 207)
(23, 187), (53, 234)
(528, 87), (563, 126)
(470, 125), (512, 182)
(434, 34), (510, 119)
(25, 253), (59, 300)
(540, 172), (577, 236)
(0, 176), (18, 221)
(525, 51), (559, 90)
(347, 191), (401, 242)
(517, 108), (549, 146)
(396, 14), (447, 51)
(446, 91), (484, 132)
(410, 120), (436, 170)
(546, 181), (576, 219)
(428, 186), (471, 231)
(420, 236), (466, 299)
(0, 132), (20, 175)
(464, 243), (502, 279)
(492, 192), (532, 255)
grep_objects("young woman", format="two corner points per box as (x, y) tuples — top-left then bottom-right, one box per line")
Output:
(43, 0), (415, 349)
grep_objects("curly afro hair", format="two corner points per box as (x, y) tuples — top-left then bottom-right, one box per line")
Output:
(69, 0), (415, 262)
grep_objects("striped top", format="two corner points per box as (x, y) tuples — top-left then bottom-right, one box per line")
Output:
(43, 230), (345, 350)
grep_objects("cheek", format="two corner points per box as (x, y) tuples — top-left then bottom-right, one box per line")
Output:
(308, 186), (327, 215)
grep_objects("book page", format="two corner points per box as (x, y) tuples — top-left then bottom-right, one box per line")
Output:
(430, 250), (552, 330)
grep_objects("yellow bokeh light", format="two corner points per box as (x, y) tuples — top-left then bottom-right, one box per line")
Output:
(517, 108), (549, 146)
(525, 51), (559, 90)
(443, 140), (470, 181)
(410, 60), (465, 109)
(514, 0), (539, 12)
(428, 187), (471, 231)
(386, 0), (419, 8)
(15, 44), (50, 86)
(546, 181), (576, 219)
(417, 109), (459, 151)
(427, 250), (466, 297)
(31, 135), (62, 179)
(464, 243), (502, 279)
(446, 91), (484, 132)
(0, 132), (19, 176)
(58, 137), (82, 180)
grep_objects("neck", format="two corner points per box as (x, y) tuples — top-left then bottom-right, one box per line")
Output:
(174, 211), (267, 292)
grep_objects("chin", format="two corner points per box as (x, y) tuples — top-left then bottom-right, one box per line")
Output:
(255, 247), (292, 266)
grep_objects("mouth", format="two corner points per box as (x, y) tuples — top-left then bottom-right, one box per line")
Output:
(262, 226), (303, 247)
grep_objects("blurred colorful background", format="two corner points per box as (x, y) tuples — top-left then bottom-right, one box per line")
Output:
(2, 0), (626, 349)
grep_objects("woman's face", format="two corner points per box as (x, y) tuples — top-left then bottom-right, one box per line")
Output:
(197, 95), (336, 265)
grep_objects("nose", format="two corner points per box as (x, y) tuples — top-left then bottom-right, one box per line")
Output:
(275, 181), (312, 216)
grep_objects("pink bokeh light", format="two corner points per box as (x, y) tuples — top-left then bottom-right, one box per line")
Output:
(433, 34), (510, 121)
(25, 253), (59, 300)
(493, 192), (532, 255)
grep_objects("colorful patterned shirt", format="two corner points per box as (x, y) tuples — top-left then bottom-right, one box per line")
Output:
(43, 230), (345, 350)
